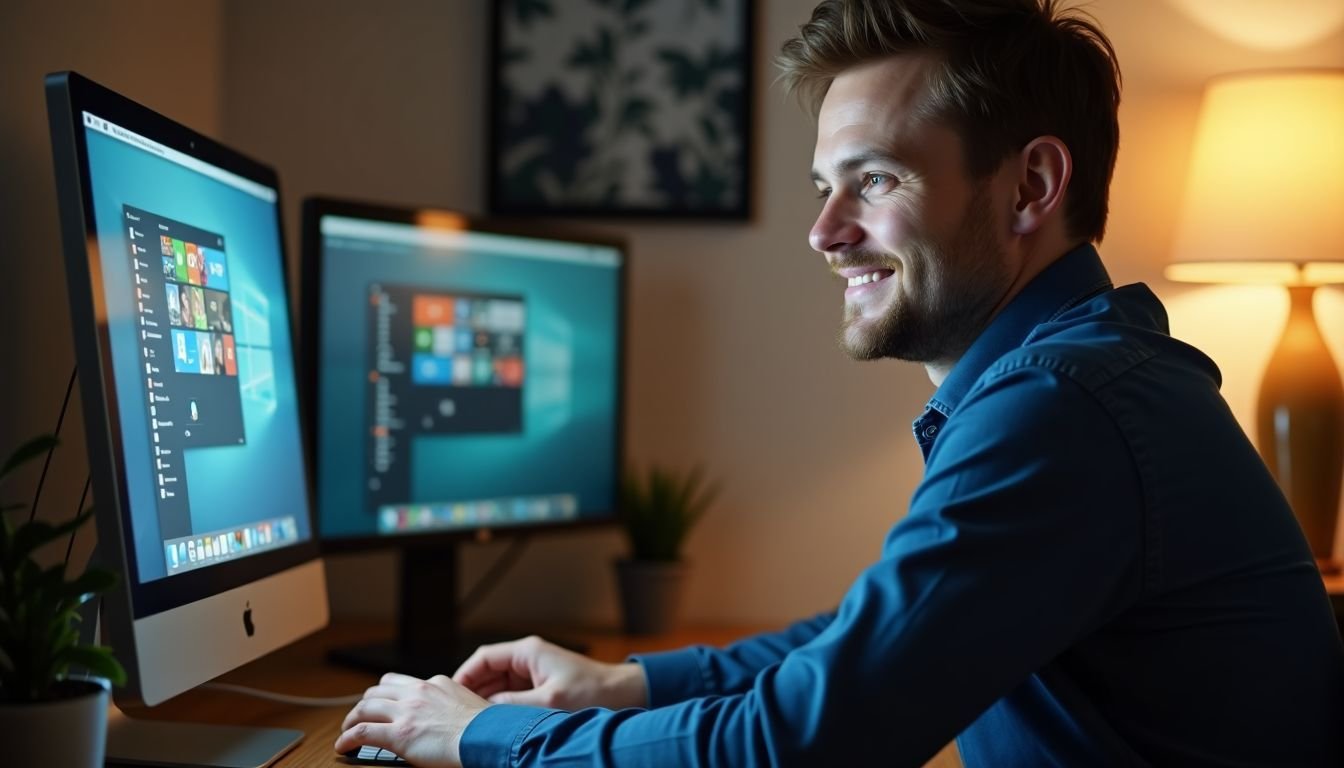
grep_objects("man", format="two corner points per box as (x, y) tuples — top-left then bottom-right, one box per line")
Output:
(337, 1), (1344, 765)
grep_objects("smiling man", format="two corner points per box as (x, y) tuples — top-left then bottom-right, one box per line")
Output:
(337, 2), (1344, 766)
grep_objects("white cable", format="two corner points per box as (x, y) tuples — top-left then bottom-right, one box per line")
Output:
(200, 681), (362, 707)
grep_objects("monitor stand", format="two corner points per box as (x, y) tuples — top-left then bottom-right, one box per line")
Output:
(328, 543), (569, 679)
(106, 706), (302, 768)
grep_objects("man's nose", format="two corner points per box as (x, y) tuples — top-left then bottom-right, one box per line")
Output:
(809, 196), (863, 254)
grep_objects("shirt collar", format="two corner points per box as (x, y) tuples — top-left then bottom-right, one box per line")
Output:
(924, 242), (1113, 420)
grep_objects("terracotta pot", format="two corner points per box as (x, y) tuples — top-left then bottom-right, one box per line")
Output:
(0, 678), (110, 767)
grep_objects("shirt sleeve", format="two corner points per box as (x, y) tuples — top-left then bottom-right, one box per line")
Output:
(459, 364), (1145, 767)
(631, 612), (836, 707)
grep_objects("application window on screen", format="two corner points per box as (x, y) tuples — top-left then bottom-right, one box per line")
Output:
(365, 282), (546, 533)
(123, 204), (282, 575)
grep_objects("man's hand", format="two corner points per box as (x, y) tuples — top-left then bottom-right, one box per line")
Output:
(453, 635), (647, 711)
(335, 672), (489, 768)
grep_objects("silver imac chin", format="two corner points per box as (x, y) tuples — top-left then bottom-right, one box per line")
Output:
(46, 70), (328, 767)
(129, 560), (328, 707)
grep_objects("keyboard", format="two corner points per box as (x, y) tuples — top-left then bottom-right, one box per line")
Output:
(346, 745), (408, 765)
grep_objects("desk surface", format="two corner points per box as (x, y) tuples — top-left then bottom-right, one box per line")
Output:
(118, 574), (1344, 767)
(122, 622), (963, 767)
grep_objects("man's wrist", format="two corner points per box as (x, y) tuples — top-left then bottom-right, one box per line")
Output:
(603, 662), (649, 709)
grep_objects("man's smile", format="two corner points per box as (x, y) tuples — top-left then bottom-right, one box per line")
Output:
(836, 266), (897, 297)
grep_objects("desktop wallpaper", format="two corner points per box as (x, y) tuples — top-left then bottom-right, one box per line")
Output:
(84, 122), (311, 582)
(317, 225), (621, 538)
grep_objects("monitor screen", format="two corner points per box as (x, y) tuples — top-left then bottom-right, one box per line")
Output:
(47, 71), (325, 710)
(306, 202), (624, 543)
(78, 107), (311, 582)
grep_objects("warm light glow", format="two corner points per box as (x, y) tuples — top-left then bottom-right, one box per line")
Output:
(413, 211), (467, 231)
(1170, 71), (1344, 286)
(1166, 261), (1344, 286)
(1168, 0), (1344, 50)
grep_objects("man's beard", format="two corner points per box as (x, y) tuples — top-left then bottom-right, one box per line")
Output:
(839, 183), (1009, 364)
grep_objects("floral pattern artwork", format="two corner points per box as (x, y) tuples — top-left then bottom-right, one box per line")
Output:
(491, 0), (753, 218)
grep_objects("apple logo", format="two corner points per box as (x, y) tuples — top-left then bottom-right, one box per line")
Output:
(243, 601), (255, 637)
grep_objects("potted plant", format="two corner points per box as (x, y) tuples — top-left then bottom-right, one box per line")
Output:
(615, 464), (719, 635)
(0, 435), (126, 767)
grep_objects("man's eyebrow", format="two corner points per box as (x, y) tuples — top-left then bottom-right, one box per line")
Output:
(810, 149), (909, 184)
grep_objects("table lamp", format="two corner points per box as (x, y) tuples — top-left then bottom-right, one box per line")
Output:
(1166, 70), (1344, 573)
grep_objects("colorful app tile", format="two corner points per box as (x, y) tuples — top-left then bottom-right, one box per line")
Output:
(160, 235), (174, 256)
(413, 327), (433, 353)
(162, 256), (176, 280)
(412, 354), (452, 385)
(172, 329), (200, 374)
(201, 248), (229, 291)
(172, 239), (188, 282)
(487, 299), (526, 333)
(413, 295), (454, 327)
(454, 298), (471, 323)
(211, 334), (226, 376)
(495, 356), (523, 387)
(165, 284), (182, 327)
(189, 286), (208, 329)
(178, 285), (192, 328)
(452, 355), (472, 385)
(455, 327), (472, 353)
(198, 331), (216, 375)
(204, 289), (231, 332)
(432, 326), (454, 357)
(185, 242), (202, 285)
(221, 334), (237, 376)
(472, 350), (493, 385)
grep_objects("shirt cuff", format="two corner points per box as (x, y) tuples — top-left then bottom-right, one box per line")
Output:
(629, 647), (712, 708)
(459, 704), (562, 768)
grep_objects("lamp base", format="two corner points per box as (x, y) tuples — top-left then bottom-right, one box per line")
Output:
(1256, 285), (1344, 567)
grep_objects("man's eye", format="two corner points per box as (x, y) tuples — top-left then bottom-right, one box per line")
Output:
(865, 173), (894, 189)
(816, 188), (832, 200)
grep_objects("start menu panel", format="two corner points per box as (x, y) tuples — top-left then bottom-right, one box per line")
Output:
(365, 283), (526, 517)
(124, 204), (244, 544)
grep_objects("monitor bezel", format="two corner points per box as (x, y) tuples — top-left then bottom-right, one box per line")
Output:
(300, 196), (628, 552)
(45, 71), (323, 620)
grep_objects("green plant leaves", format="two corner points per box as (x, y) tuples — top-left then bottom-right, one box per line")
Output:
(0, 435), (58, 487)
(0, 435), (126, 701)
(620, 465), (720, 562)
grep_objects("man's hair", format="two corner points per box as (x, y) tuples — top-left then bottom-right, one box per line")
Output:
(778, 0), (1121, 243)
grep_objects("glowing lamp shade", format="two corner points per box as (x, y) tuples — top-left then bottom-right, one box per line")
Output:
(1166, 71), (1344, 571)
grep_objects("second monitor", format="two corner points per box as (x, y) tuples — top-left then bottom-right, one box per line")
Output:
(303, 199), (626, 672)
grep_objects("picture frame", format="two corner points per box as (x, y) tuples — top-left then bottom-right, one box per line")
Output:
(489, 0), (754, 219)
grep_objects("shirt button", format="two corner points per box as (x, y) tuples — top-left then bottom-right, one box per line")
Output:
(923, 425), (939, 438)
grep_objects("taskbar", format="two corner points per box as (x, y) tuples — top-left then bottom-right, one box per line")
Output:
(377, 493), (578, 535)
(162, 515), (298, 574)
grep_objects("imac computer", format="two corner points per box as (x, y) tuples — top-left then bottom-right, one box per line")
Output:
(46, 72), (328, 766)
(302, 198), (625, 675)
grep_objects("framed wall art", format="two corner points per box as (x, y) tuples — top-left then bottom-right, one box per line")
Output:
(490, 0), (754, 219)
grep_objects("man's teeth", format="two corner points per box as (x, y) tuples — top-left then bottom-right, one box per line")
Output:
(847, 271), (887, 287)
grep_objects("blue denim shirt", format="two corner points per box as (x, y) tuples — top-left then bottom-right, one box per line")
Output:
(460, 244), (1344, 767)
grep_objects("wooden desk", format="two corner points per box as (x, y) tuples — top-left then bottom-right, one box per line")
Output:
(123, 622), (961, 767)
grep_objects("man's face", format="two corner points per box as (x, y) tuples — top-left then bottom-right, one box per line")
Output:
(809, 55), (1012, 365)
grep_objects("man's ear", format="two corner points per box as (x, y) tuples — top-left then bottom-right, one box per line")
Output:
(1011, 136), (1072, 235)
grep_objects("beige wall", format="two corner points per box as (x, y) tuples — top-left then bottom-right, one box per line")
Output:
(3, 0), (1342, 629)
(0, 0), (224, 570)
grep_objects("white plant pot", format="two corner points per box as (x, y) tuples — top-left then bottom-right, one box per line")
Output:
(0, 678), (110, 767)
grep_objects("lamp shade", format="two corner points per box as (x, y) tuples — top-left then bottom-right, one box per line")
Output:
(1167, 70), (1344, 286)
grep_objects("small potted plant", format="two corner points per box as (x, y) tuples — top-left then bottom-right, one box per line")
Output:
(615, 464), (719, 635)
(0, 435), (126, 767)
